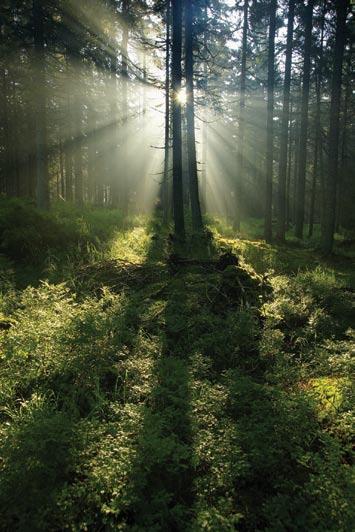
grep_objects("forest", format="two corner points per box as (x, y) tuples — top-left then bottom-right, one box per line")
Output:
(0, 0), (354, 530)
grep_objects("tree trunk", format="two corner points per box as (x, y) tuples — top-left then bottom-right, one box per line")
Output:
(308, 1), (325, 238)
(264, 0), (276, 242)
(120, 0), (129, 214)
(0, 39), (11, 195)
(185, 0), (203, 232)
(74, 91), (83, 206)
(336, 53), (351, 232)
(234, 0), (249, 232)
(321, 0), (348, 253)
(285, 99), (294, 231)
(294, 0), (314, 239)
(201, 2), (208, 215)
(32, 0), (49, 209)
(276, 0), (295, 241)
(109, 56), (119, 207)
(162, 0), (171, 223)
(171, 0), (185, 238)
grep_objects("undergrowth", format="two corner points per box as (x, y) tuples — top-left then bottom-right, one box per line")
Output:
(0, 204), (353, 530)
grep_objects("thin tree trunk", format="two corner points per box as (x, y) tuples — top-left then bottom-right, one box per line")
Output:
(120, 0), (129, 214)
(285, 100), (294, 230)
(308, 1), (325, 238)
(321, 0), (348, 253)
(234, 0), (249, 231)
(336, 53), (351, 232)
(171, 0), (185, 238)
(74, 95), (83, 206)
(162, 0), (171, 223)
(32, 0), (49, 209)
(0, 46), (11, 195)
(185, 0), (203, 232)
(276, 0), (295, 241)
(201, 1), (208, 215)
(59, 138), (65, 199)
(295, 0), (314, 238)
(264, 0), (276, 242)
(87, 100), (97, 205)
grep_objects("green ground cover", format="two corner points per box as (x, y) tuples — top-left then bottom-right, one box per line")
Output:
(0, 201), (354, 530)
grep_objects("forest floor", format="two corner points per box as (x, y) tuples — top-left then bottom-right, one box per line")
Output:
(0, 200), (354, 531)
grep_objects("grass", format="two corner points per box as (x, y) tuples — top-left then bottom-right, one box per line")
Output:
(0, 202), (353, 530)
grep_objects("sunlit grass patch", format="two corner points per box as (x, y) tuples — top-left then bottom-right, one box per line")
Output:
(109, 227), (151, 263)
(305, 376), (353, 420)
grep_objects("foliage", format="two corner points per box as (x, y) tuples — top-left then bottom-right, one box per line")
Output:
(0, 197), (137, 266)
(0, 214), (353, 530)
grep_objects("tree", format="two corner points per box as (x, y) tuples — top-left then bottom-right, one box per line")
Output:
(308, 0), (325, 238)
(171, 0), (185, 238)
(234, 0), (249, 232)
(162, 0), (171, 223)
(264, 0), (276, 243)
(295, 0), (314, 239)
(185, 0), (203, 232)
(33, 0), (49, 209)
(321, 0), (349, 253)
(276, 0), (295, 242)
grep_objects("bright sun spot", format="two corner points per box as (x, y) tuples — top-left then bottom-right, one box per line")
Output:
(176, 88), (187, 105)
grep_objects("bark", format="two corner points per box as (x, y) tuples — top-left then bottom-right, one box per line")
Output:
(201, 2), (208, 215)
(74, 94), (83, 206)
(59, 138), (65, 199)
(295, 0), (314, 238)
(321, 0), (348, 253)
(285, 100), (294, 230)
(87, 98), (97, 205)
(32, 0), (49, 209)
(110, 55), (120, 207)
(162, 0), (171, 223)
(234, 0), (249, 231)
(276, 0), (295, 241)
(336, 54), (351, 231)
(171, 0), (185, 238)
(264, 0), (277, 242)
(308, 1), (325, 238)
(120, 0), (129, 213)
(185, 0), (203, 232)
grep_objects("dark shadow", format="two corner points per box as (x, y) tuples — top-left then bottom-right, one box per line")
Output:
(0, 399), (76, 531)
(121, 211), (204, 529)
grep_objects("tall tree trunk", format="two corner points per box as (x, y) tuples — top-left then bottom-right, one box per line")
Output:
(201, 2), (208, 215)
(0, 38), (11, 195)
(171, 0), (185, 238)
(32, 0), (49, 209)
(285, 109), (293, 231)
(110, 56), (119, 207)
(336, 53), (351, 232)
(294, 0), (314, 238)
(264, 0), (276, 242)
(321, 0), (348, 253)
(162, 0), (171, 223)
(74, 95), (83, 206)
(120, 0), (129, 214)
(59, 138), (65, 199)
(87, 97), (97, 205)
(276, 0), (295, 241)
(234, 0), (248, 232)
(308, 1), (325, 238)
(185, 0), (203, 232)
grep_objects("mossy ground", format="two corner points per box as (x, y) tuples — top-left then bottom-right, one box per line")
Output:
(0, 203), (354, 530)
